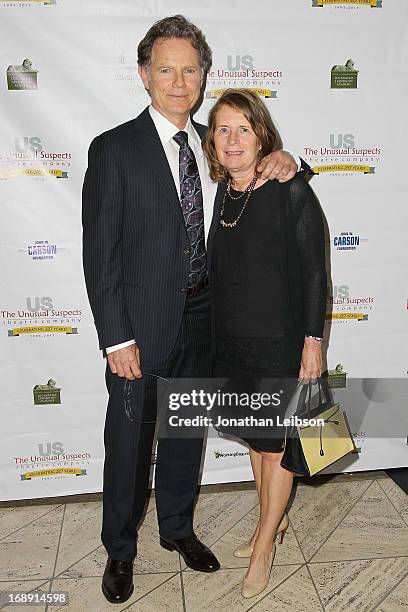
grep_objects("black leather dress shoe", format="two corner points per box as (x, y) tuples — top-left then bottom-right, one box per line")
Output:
(160, 533), (220, 573)
(102, 558), (134, 604)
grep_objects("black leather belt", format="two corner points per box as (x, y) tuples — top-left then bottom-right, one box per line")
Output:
(186, 276), (209, 297)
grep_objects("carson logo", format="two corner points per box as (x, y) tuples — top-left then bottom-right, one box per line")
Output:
(331, 58), (359, 89)
(332, 232), (367, 251)
(6, 58), (38, 90)
(33, 378), (61, 405)
(27, 241), (57, 261)
(313, 0), (381, 7)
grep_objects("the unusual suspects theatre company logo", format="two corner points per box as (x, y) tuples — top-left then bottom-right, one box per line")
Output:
(312, 0), (382, 7)
(14, 442), (90, 483)
(304, 133), (381, 176)
(327, 284), (375, 323)
(0, 136), (71, 181)
(206, 54), (283, 100)
(1, 296), (82, 338)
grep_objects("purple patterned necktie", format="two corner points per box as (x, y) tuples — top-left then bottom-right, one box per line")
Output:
(173, 130), (207, 287)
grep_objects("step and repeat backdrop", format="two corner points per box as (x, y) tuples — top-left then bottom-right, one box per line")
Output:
(1, 0), (407, 500)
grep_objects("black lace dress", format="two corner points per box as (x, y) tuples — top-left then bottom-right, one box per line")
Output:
(210, 176), (327, 452)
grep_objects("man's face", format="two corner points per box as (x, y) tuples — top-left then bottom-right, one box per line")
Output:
(138, 37), (203, 128)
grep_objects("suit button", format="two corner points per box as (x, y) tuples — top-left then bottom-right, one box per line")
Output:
(180, 287), (187, 293)
(184, 248), (191, 256)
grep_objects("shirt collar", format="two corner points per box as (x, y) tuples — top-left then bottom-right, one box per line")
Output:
(149, 104), (200, 148)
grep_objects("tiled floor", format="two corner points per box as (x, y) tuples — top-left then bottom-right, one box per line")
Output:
(0, 471), (408, 611)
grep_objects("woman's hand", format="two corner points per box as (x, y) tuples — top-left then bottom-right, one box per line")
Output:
(299, 337), (322, 384)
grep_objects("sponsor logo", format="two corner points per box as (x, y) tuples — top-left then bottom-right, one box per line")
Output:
(6, 58), (38, 90)
(14, 442), (91, 483)
(213, 450), (249, 460)
(303, 133), (381, 176)
(331, 58), (359, 89)
(312, 0), (382, 8)
(25, 240), (58, 261)
(324, 364), (348, 388)
(326, 284), (374, 323)
(0, 136), (71, 181)
(33, 379), (61, 405)
(1, 297), (82, 338)
(331, 231), (367, 251)
(206, 54), (283, 99)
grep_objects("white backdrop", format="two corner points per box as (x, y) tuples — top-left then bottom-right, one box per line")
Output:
(0, 0), (407, 501)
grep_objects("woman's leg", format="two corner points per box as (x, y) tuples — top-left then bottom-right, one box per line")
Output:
(248, 447), (262, 544)
(245, 449), (293, 582)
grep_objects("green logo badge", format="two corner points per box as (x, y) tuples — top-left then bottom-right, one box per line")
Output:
(7, 59), (38, 91)
(33, 379), (61, 405)
(324, 364), (348, 388)
(331, 59), (358, 89)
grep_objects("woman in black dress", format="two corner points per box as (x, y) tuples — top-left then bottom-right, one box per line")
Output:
(203, 90), (327, 598)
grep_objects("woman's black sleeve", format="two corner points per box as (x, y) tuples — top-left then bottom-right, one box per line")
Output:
(289, 177), (327, 338)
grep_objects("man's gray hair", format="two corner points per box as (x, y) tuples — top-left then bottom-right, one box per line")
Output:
(137, 14), (212, 74)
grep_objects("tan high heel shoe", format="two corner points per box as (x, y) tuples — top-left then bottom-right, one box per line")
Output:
(241, 543), (276, 599)
(233, 512), (289, 558)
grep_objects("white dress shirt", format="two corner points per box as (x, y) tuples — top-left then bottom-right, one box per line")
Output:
(106, 105), (301, 354)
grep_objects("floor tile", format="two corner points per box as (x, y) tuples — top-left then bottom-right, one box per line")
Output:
(190, 489), (259, 546)
(377, 570), (408, 611)
(182, 565), (300, 611)
(288, 479), (372, 561)
(378, 477), (408, 526)
(296, 470), (389, 486)
(311, 481), (408, 562)
(309, 557), (408, 611)
(0, 506), (64, 580)
(0, 505), (59, 542)
(51, 573), (177, 611)
(54, 501), (102, 576)
(251, 564), (323, 611)
(125, 573), (183, 611)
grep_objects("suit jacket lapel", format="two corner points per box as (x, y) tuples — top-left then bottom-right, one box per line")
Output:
(132, 108), (185, 226)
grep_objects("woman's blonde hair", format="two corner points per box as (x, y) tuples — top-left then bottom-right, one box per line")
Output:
(202, 89), (283, 182)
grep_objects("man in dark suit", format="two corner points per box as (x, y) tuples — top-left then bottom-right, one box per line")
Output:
(82, 15), (301, 604)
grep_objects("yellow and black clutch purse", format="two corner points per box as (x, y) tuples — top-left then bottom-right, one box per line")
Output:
(280, 381), (356, 477)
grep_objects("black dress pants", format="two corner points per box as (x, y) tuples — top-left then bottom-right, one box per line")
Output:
(101, 288), (211, 561)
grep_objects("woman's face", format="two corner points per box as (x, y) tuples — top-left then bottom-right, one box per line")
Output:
(213, 104), (260, 177)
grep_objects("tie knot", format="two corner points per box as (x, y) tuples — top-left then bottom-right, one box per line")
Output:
(173, 131), (189, 147)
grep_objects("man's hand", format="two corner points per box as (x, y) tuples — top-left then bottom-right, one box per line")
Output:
(107, 344), (142, 380)
(298, 337), (322, 384)
(257, 150), (297, 183)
